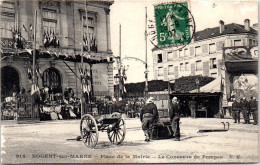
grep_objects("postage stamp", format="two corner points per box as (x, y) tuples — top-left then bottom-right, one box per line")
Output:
(154, 1), (194, 47)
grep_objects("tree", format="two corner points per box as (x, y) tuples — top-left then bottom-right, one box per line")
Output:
(174, 75), (215, 93)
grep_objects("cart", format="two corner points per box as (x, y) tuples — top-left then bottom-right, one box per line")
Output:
(152, 109), (174, 139)
(80, 112), (126, 148)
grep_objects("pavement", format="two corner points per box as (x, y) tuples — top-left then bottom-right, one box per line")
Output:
(1, 115), (259, 164)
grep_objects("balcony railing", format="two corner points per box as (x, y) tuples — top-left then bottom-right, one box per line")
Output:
(1, 38), (33, 49)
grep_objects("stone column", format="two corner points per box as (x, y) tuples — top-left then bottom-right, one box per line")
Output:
(104, 8), (111, 52)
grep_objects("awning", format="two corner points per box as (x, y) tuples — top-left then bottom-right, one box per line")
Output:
(190, 76), (221, 93)
(225, 60), (258, 74)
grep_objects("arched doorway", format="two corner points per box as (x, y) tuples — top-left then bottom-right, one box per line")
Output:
(1, 66), (20, 101)
(42, 67), (62, 93)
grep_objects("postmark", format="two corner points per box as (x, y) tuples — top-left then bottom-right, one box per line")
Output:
(148, 1), (195, 50)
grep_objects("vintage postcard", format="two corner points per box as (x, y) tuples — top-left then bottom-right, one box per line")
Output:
(1, 0), (258, 164)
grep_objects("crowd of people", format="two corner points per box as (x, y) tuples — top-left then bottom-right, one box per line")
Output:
(1, 85), (147, 121)
(231, 97), (258, 125)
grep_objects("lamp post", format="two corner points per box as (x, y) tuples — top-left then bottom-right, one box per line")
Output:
(121, 57), (148, 100)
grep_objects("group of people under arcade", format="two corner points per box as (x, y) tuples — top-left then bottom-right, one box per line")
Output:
(231, 97), (258, 125)
(1, 83), (147, 121)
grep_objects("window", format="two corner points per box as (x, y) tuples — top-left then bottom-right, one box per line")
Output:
(167, 52), (173, 61)
(209, 43), (216, 54)
(195, 46), (202, 56)
(0, 1), (15, 38)
(168, 65), (174, 75)
(234, 39), (242, 46)
(185, 62), (189, 71)
(157, 54), (162, 63)
(42, 9), (57, 33)
(42, 9), (59, 47)
(179, 49), (184, 57)
(210, 58), (217, 69)
(180, 63), (184, 71)
(196, 60), (202, 71)
(83, 16), (97, 52)
(158, 67), (164, 76)
(184, 48), (189, 56)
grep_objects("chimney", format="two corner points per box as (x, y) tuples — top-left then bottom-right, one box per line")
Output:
(244, 19), (250, 31)
(219, 20), (225, 33)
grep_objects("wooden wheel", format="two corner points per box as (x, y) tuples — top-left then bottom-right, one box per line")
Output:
(80, 114), (99, 148)
(107, 118), (126, 145)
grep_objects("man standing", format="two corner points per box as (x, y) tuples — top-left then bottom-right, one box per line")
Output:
(140, 97), (159, 142)
(249, 97), (258, 125)
(169, 97), (181, 141)
(240, 97), (250, 124)
(189, 97), (197, 118)
(231, 98), (241, 124)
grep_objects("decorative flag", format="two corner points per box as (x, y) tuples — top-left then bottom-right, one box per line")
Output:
(36, 63), (42, 79)
(28, 67), (32, 79)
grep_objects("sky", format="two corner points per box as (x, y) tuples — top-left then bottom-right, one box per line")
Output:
(110, 0), (258, 83)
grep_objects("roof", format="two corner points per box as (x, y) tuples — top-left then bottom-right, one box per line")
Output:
(190, 76), (222, 93)
(152, 23), (258, 51)
(194, 23), (257, 41)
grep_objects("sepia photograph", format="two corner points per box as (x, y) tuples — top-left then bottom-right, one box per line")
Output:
(0, 0), (258, 164)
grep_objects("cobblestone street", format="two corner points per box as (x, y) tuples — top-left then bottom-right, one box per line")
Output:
(1, 117), (258, 163)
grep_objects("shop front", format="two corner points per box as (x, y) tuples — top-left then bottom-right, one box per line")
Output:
(224, 46), (258, 101)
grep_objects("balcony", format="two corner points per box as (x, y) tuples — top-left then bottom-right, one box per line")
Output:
(1, 38), (33, 49)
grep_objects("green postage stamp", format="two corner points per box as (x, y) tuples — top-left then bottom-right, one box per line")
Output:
(154, 1), (193, 46)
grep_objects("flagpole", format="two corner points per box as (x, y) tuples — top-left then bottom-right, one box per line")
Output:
(85, 2), (94, 102)
(80, 8), (85, 117)
(118, 24), (122, 101)
(32, 10), (37, 85)
(144, 7), (148, 101)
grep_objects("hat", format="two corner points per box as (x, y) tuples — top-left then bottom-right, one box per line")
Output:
(112, 98), (116, 102)
(146, 97), (154, 104)
(172, 97), (177, 101)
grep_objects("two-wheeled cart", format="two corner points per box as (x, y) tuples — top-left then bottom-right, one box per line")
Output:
(80, 112), (126, 148)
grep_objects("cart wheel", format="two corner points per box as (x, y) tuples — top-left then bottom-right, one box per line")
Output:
(107, 118), (126, 145)
(80, 114), (99, 149)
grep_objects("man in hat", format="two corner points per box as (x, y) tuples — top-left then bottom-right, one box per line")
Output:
(249, 97), (258, 125)
(240, 97), (250, 124)
(189, 97), (197, 118)
(231, 98), (241, 124)
(140, 97), (159, 142)
(169, 97), (181, 141)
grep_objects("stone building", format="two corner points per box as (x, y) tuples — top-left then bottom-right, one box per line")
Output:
(1, 0), (114, 100)
(152, 19), (258, 81)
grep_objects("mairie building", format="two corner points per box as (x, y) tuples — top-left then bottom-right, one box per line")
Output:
(1, 0), (114, 100)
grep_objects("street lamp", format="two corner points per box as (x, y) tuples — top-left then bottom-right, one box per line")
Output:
(113, 56), (129, 101)
(121, 56), (148, 100)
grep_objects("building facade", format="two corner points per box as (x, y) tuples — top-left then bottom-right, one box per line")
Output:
(1, 0), (114, 100)
(152, 19), (258, 81)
